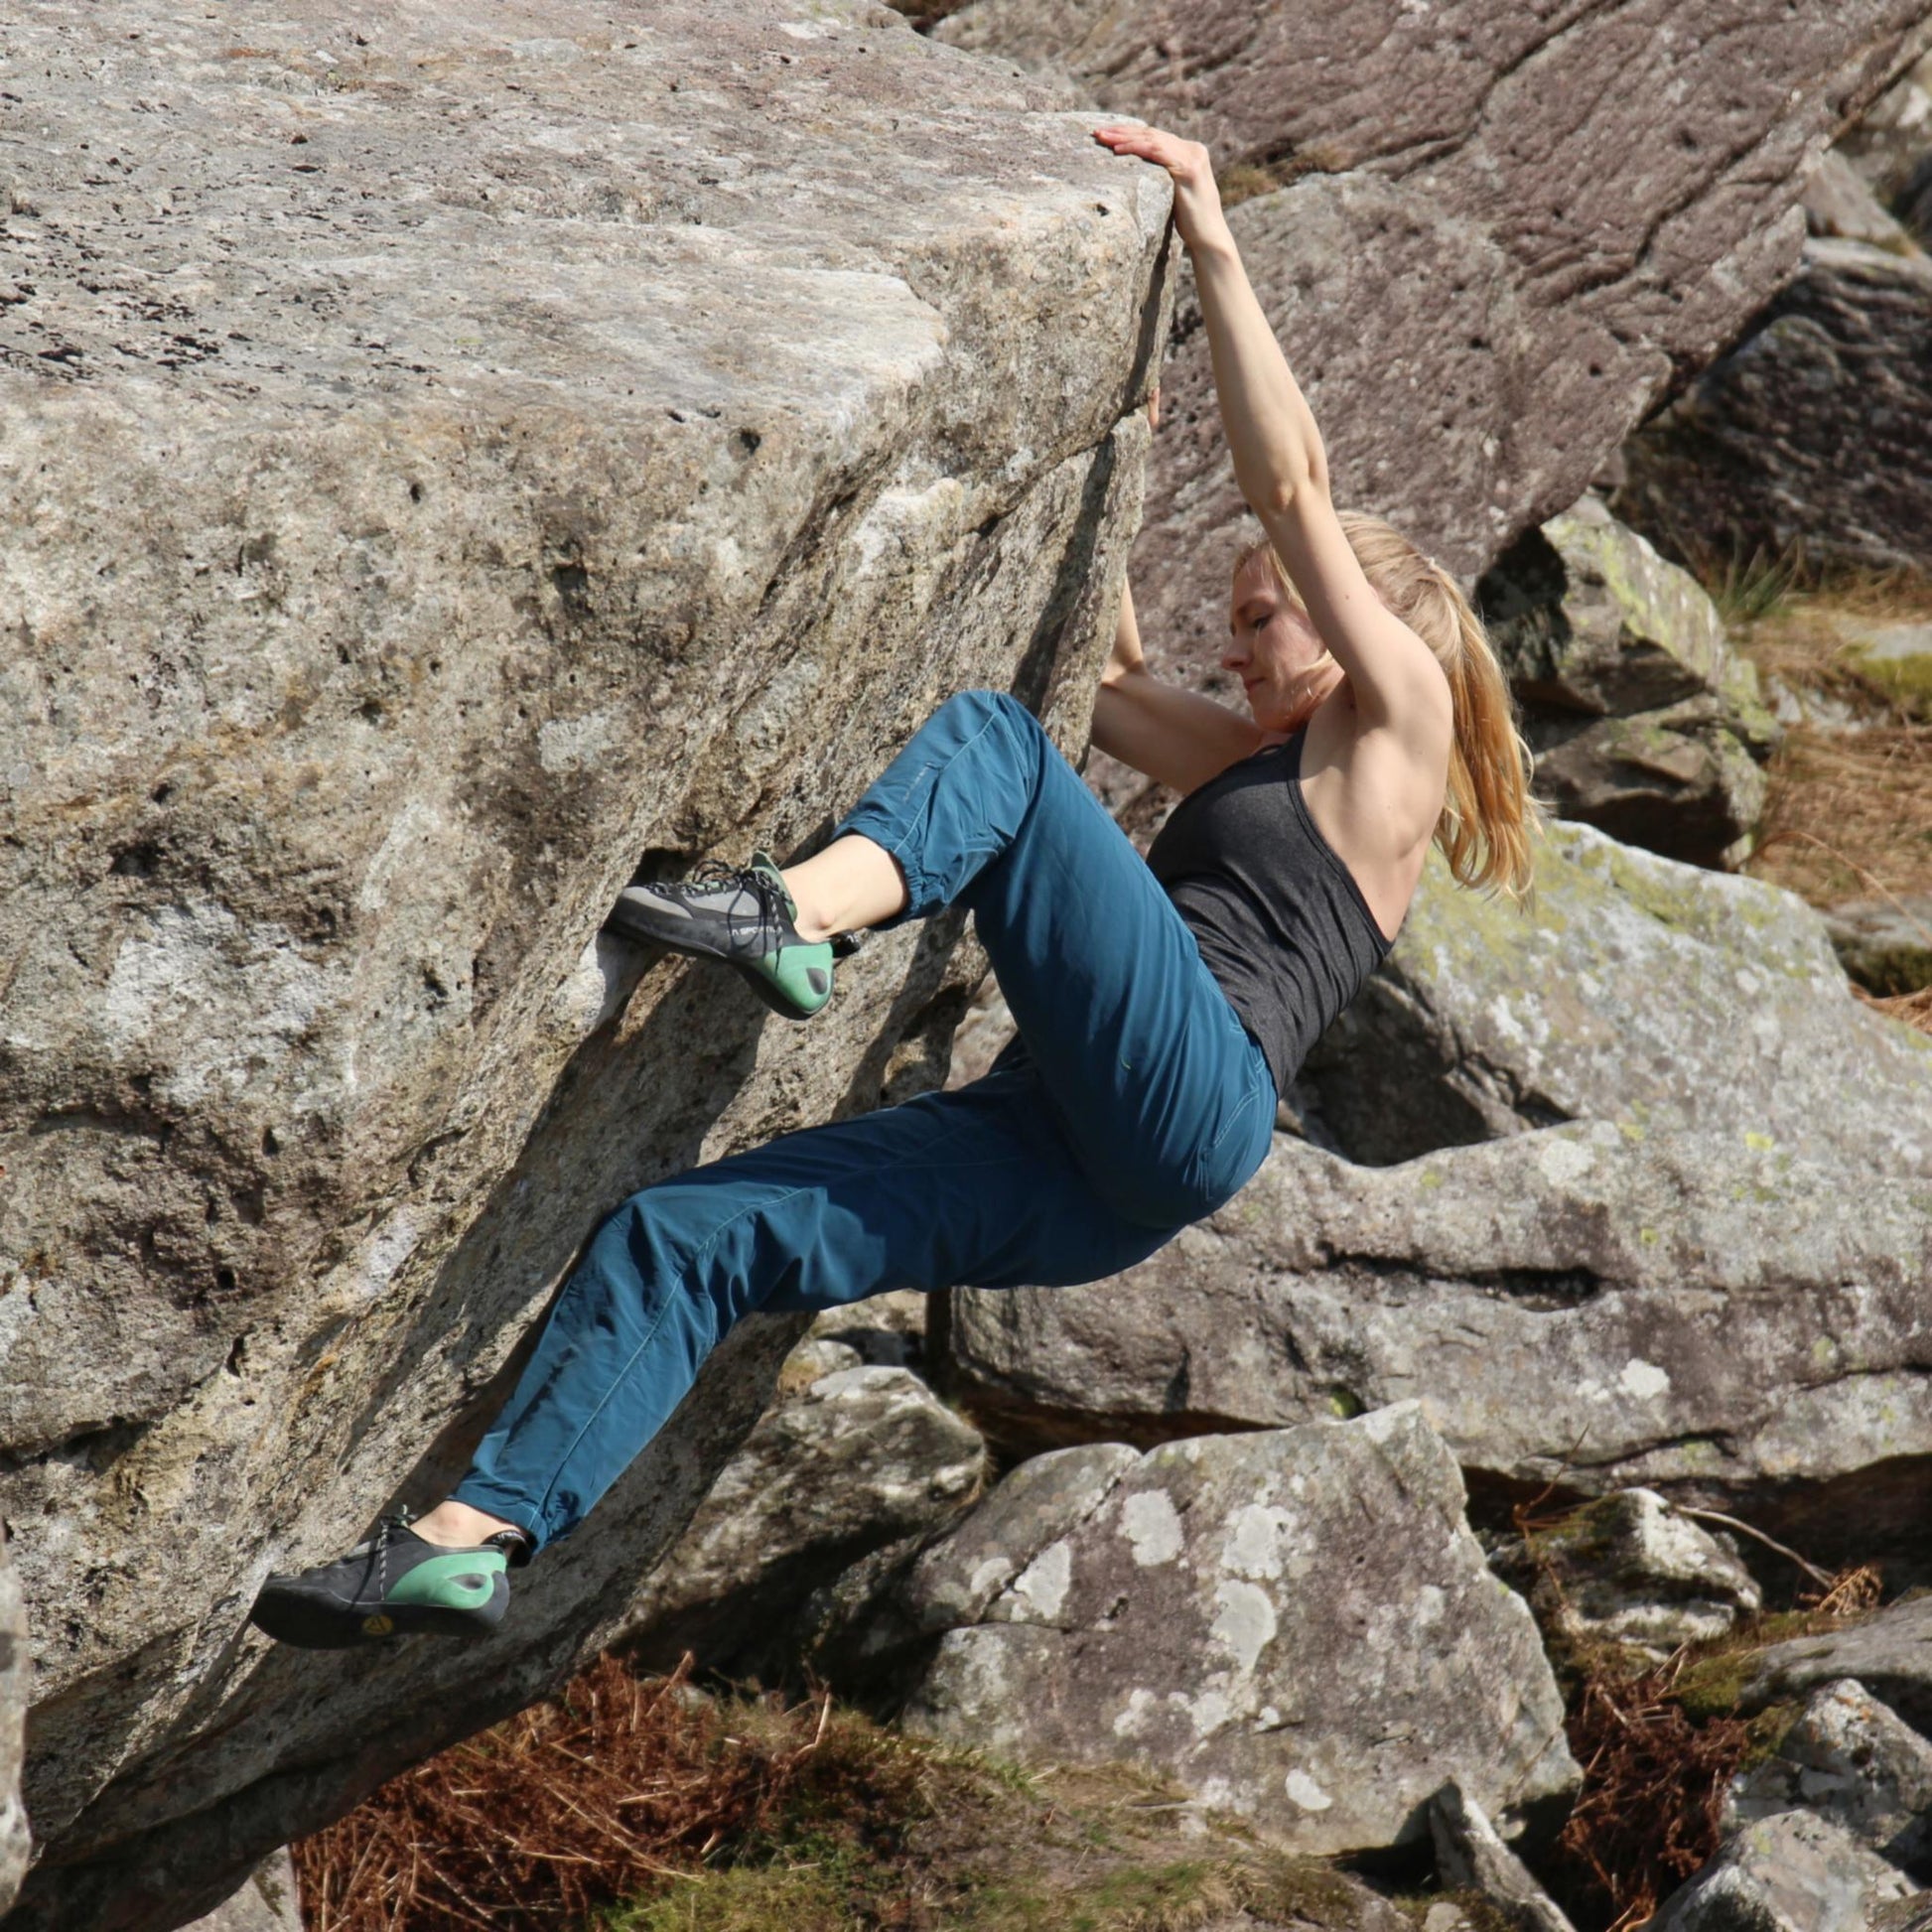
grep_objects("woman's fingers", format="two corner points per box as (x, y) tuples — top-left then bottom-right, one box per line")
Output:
(1092, 124), (1208, 183)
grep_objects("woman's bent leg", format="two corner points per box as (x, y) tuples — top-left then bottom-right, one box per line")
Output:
(452, 1065), (1174, 1554)
(833, 690), (1274, 1225)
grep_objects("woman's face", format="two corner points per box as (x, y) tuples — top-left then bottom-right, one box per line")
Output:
(1224, 552), (1334, 733)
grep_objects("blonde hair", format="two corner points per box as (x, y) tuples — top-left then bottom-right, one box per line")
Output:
(1236, 513), (1543, 903)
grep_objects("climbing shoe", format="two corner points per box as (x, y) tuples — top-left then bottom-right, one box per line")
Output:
(605, 849), (836, 1022)
(247, 1510), (529, 1649)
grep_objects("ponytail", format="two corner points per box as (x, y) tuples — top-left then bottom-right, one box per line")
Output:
(1237, 514), (1544, 905)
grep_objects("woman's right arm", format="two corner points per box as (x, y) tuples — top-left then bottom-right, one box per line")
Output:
(1092, 577), (1265, 794)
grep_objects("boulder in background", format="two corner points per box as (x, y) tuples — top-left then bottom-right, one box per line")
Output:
(1476, 497), (1776, 868)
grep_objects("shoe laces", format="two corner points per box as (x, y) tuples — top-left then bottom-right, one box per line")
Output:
(689, 860), (799, 959)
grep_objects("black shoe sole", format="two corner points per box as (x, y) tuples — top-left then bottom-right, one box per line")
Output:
(248, 1574), (508, 1649)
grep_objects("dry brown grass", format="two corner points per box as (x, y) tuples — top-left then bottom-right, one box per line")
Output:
(290, 1650), (922, 1931)
(1746, 726), (1932, 903)
(1721, 575), (1932, 1024)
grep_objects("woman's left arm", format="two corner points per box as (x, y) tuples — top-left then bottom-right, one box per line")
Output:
(1093, 123), (1450, 748)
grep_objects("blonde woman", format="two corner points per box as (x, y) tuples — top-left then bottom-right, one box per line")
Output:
(249, 124), (1539, 1648)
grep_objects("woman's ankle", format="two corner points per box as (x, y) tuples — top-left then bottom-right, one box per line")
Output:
(412, 1499), (525, 1550)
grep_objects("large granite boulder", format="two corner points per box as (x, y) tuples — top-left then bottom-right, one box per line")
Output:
(937, 1120), (1932, 1574)
(0, 1535), (27, 1916)
(0, 4), (1173, 1926)
(1295, 821), (1932, 1171)
(817, 1404), (1580, 1855)
(1615, 234), (1932, 581)
(923, 0), (1932, 692)
(1475, 497), (1776, 868)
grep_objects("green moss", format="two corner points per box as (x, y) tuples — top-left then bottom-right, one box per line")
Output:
(1847, 643), (1932, 720)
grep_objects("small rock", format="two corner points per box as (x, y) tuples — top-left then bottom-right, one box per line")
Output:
(807, 1286), (930, 1369)
(1721, 1594), (1932, 1737)
(1429, 1779), (1578, 1932)
(1491, 1488), (1762, 1664)
(1822, 895), (1932, 999)
(618, 1361), (987, 1684)
(1649, 1809), (1918, 1929)
(1805, 150), (1920, 252)
(1726, 1678), (1932, 1879)
(178, 1853), (301, 1932)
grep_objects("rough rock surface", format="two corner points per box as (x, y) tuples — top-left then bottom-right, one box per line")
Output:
(926, 0), (1932, 693)
(885, 1405), (1580, 1855)
(1428, 1781), (1578, 1932)
(937, 1120), (1932, 1572)
(1475, 497), (1776, 867)
(1296, 821), (1932, 1172)
(1727, 1679), (1932, 1881)
(0, 4), (1172, 1926)
(1490, 1489), (1762, 1665)
(177, 1854), (302, 1932)
(616, 1340), (986, 1685)
(1615, 236), (1932, 581)
(1649, 1809), (1919, 1931)
(0, 1535), (27, 1915)
(1727, 1597), (1932, 1738)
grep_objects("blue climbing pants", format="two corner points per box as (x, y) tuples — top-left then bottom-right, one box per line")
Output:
(453, 690), (1276, 1551)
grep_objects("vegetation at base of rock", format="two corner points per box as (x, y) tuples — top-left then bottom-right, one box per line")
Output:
(292, 1649), (1392, 1932)
(1510, 1487), (1890, 1930)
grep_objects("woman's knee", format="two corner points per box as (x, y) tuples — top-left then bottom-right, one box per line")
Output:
(933, 687), (1042, 750)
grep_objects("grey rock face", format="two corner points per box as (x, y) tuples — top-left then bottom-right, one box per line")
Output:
(1649, 1809), (1918, 1931)
(1476, 499), (1775, 868)
(1491, 1489), (1762, 1666)
(0, 4), (1172, 1926)
(0, 1535), (28, 1915)
(941, 1122), (1932, 1562)
(1727, 1680), (1932, 1881)
(930, 0), (1932, 694)
(1616, 237), (1932, 581)
(892, 1405), (1579, 1856)
(1728, 1597), (1932, 1739)
(618, 1348), (987, 1685)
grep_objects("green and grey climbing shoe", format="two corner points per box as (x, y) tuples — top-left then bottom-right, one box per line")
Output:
(247, 1511), (528, 1649)
(605, 850), (836, 1022)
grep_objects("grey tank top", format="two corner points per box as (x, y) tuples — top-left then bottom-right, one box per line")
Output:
(1144, 729), (1396, 1094)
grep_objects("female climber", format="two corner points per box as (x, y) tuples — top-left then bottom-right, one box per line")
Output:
(249, 123), (1540, 1648)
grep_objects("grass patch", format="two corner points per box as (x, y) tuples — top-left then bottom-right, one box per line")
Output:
(292, 1650), (1391, 1932)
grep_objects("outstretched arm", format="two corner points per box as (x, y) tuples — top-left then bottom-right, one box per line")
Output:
(1092, 576), (1265, 794)
(1091, 123), (1449, 749)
